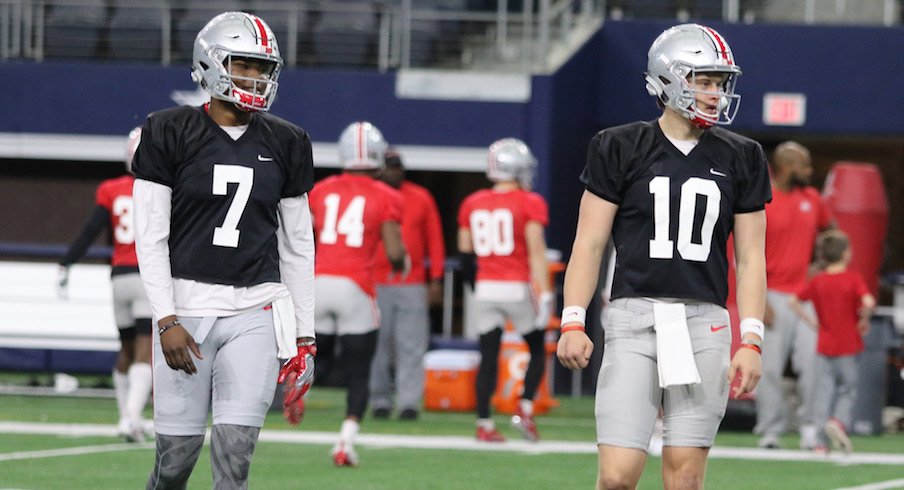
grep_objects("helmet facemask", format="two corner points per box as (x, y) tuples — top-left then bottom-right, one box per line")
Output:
(645, 24), (742, 129)
(664, 64), (740, 128)
(192, 12), (284, 112)
(209, 51), (281, 112)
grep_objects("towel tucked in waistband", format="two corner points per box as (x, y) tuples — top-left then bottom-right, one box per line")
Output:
(652, 302), (701, 388)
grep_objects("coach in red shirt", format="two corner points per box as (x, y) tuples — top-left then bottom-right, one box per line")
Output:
(369, 150), (446, 420)
(755, 141), (835, 450)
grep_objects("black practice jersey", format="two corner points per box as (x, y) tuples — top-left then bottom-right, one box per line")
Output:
(132, 105), (314, 287)
(580, 120), (771, 306)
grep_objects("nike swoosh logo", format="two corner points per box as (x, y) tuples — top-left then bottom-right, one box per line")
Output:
(710, 325), (728, 332)
(258, 155), (274, 162)
(709, 168), (726, 177)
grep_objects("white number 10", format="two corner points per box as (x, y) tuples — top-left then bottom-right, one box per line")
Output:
(648, 176), (721, 262)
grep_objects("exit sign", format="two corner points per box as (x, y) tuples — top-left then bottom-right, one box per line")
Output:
(763, 93), (807, 126)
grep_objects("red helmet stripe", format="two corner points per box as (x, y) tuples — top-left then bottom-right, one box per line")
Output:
(251, 16), (269, 51)
(703, 27), (733, 65)
(357, 123), (365, 162)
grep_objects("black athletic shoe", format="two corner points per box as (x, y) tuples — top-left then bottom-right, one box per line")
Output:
(399, 408), (419, 421)
(372, 407), (391, 419)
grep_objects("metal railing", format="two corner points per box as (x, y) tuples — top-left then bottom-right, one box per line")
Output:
(1, 1), (899, 70)
(0, 0), (604, 73)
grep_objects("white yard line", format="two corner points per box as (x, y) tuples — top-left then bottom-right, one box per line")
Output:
(0, 421), (902, 467)
(0, 442), (152, 462)
(833, 478), (904, 490)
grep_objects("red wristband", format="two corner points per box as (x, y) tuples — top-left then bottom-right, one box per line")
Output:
(560, 323), (585, 333)
(739, 343), (761, 355)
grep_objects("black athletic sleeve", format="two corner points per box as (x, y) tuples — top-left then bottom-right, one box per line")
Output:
(131, 114), (176, 187)
(734, 142), (772, 213)
(59, 205), (108, 266)
(579, 130), (625, 205)
(282, 129), (315, 198)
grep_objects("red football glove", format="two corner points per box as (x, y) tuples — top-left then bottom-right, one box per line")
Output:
(277, 343), (317, 425)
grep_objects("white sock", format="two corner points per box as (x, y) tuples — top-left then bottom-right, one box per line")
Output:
(112, 369), (129, 422)
(519, 399), (534, 417)
(340, 419), (359, 446)
(126, 363), (153, 424)
(477, 418), (495, 430)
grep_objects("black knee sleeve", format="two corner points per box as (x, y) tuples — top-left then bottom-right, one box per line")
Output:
(476, 328), (503, 419)
(119, 326), (137, 342)
(313, 333), (337, 386)
(134, 318), (153, 336)
(340, 331), (378, 419)
(521, 329), (546, 401)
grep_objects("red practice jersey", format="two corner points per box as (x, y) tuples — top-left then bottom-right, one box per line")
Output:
(374, 181), (446, 285)
(764, 185), (833, 293)
(457, 188), (548, 283)
(310, 173), (403, 297)
(96, 175), (139, 267)
(796, 270), (869, 356)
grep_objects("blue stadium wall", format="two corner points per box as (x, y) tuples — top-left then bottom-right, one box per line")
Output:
(2, 20), (902, 256)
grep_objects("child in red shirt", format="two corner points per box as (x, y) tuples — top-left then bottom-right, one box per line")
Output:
(790, 230), (875, 453)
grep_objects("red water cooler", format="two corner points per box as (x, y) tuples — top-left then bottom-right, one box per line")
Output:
(821, 162), (888, 295)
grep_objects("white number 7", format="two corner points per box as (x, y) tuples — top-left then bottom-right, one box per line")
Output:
(212, 164), (254, 248)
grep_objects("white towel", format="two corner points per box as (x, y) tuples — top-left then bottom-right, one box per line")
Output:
(271, 294), (298, 360)
(652, 302), (701, 388)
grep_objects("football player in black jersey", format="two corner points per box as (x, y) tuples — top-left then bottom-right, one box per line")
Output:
(131, 12), (316, 489)
(557, 24), (770, 489)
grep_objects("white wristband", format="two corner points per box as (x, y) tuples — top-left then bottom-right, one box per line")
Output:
(561, 306), (587, 326)
(739, 317), (765, 340)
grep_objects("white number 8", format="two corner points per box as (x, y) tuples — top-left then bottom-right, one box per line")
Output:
(470, 209), (515, 257)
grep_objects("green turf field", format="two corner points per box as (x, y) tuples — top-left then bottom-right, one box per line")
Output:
(1, 385), (902, 489)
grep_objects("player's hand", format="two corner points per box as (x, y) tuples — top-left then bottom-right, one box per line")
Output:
(159, 319), (203, 375)
(278, 342), (317, 425)
(728, 346), (761, 397)
(56, 266), (69, 300)
(557, 330), (593, 370)
(534, 291), (555, 329)
(857, 319), (871, 336)
(389, 255), (413, 281)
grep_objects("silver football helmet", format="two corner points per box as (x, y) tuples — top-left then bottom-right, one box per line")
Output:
(645, 23), (742, 128)
(124, 126), (141, 174)
(486, 138), (537, 189)
(191, 12), (283, 112)
(338, 122), (388, 170)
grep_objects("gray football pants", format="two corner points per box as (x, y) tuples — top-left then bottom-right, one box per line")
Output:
(754, 290), (818, 437)
(814, 354), (859, 444)
(369, 284), (430, 411)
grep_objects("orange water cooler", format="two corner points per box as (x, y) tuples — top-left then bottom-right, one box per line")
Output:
(424, 349), (481, 412)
